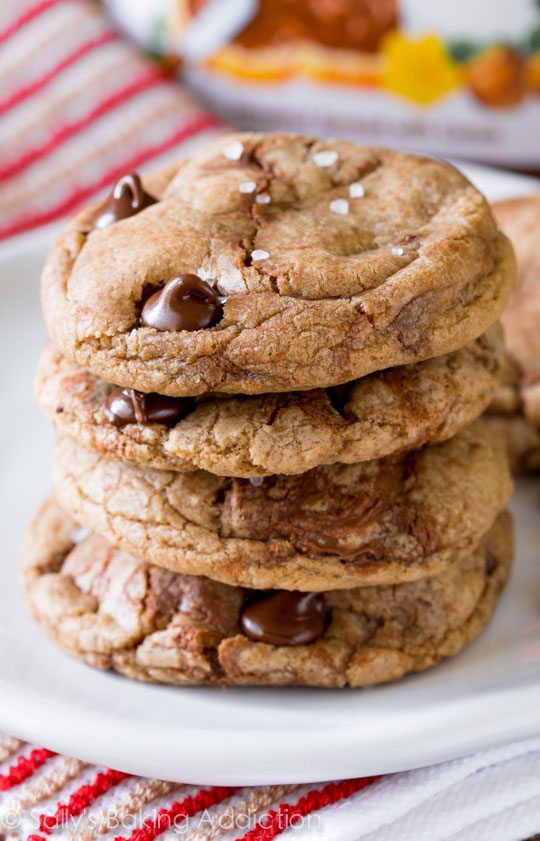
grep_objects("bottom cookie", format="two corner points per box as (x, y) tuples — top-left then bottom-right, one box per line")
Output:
(22, 498), (513, 689)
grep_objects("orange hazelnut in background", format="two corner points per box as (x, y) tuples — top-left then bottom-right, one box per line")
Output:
(526, 52), (540, 93)
(467, 46), (526, 107)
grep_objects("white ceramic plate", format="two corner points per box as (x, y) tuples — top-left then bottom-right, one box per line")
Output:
(0, 163), (539, 786)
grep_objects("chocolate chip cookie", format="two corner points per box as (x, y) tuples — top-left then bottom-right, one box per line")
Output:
(22, 498), (513, 688)
(38, 325), (504, 476)
(41, 133), (516, 397)
(51, 421), (512, 591)
(490, 194), (540, 470)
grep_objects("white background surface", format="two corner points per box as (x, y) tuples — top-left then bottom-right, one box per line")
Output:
(0, 163), (539, 785)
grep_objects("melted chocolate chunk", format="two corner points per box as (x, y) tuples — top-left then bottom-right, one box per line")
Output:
(140, 274), (223, 332)
(103, 388), (192, 428)
(240, 591), (329, 646)
(93, 173), (156, 229)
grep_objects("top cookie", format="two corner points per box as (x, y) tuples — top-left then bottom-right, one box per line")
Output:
(41, 133), (515, 396)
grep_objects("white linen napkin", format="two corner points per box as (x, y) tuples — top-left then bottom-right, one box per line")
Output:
(283, 739), (540, 841)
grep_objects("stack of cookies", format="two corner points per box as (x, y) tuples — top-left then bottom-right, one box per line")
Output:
(23, 133), (516, 688)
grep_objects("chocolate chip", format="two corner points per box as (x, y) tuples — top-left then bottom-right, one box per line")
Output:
(93, 173), (156, 229)
(140, 274), (223, 332)
(103, 388), (192, 428)
(240, 591), (329, 646)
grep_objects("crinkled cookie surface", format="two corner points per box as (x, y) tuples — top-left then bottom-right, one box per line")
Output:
(22, 498), (513, 688)
(38, 326), (503, 476)
(41, 133), (516, 396)
(494, 195), (540, 428)
(51, 421), (512, 591)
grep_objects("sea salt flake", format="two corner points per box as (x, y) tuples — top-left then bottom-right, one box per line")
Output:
(239, 180), (257, 194)
(349, 182), (365, 198)
(251, 249), (269, 261)
(249, 477), (265, 486)
(330, 199), (349, 216)
(313, 150), (339, 168)
(391, 246), (405, 256)
(223, 140), (244, 161)
(256, 192), (271, 204)
(71, 526), (91, 544)
(197, 267), (216, 285)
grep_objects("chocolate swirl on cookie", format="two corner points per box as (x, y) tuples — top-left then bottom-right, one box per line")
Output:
(103, 388), (192, 428)
(140, 274), (224, 332)
(93, 173), (156, 229)
(240, 591), (329, 646)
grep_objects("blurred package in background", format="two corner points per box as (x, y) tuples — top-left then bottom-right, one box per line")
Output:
(107, 0), (540, 168)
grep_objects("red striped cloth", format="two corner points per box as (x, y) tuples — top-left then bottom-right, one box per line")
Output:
(0, 0), (224, 240)
(0, 734), (378, 839)
(1, 734), (540, 840)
